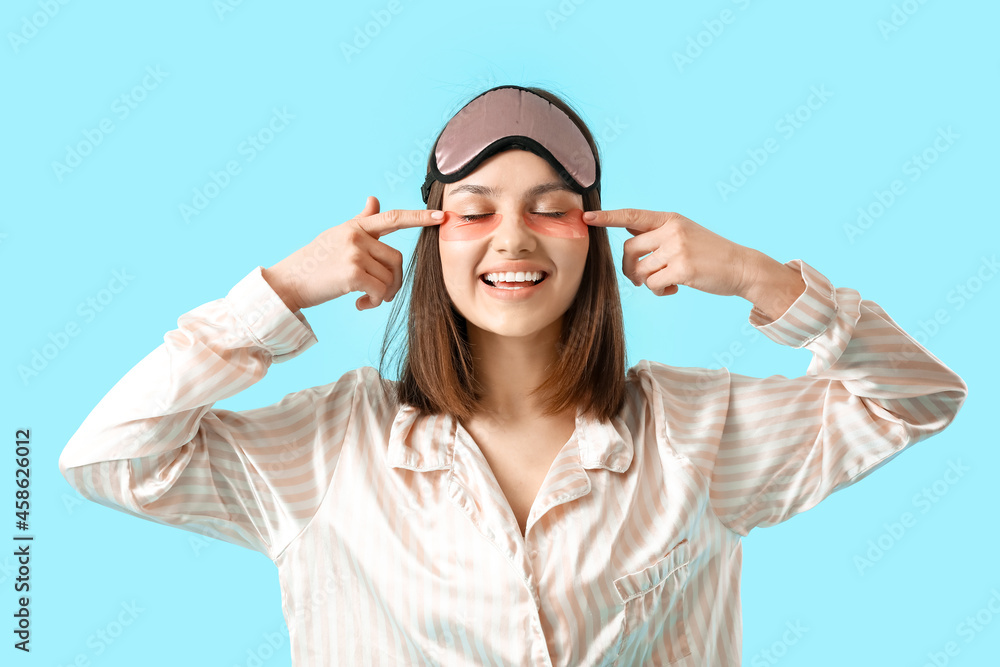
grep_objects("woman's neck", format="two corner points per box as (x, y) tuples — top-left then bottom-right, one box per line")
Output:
(468, 319), (563, 423)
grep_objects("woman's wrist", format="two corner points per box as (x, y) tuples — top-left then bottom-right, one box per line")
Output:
(741, 252), (805, 323)
(261, 266), (303, 313)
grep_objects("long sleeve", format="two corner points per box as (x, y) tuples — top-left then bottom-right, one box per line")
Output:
(58, 266), (364, 560)
(640, 258), (968, 537)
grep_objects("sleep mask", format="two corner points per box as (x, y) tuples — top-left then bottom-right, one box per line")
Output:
(420, 85), (601, 205)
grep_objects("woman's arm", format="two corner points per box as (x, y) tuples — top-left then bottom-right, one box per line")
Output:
(640, 258), (968, 537)
(58, 266), (363, 559)
(739, 249), (807, 323)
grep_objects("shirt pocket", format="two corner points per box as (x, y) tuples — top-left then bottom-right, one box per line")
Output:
(612, 538), (692, 665)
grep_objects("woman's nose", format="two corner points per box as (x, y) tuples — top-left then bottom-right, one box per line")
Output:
(490, 210), (537, 250)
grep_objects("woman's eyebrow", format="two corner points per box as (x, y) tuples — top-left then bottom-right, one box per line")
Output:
(446, 181), (575, 198)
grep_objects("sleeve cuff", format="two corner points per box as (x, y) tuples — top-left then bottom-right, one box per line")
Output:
(225, 266), (318, 362)
(748, 259), (837, 349)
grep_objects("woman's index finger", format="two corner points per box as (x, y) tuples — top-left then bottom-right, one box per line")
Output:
(582, 209), (655, 232)
(360, 209), (444, 238)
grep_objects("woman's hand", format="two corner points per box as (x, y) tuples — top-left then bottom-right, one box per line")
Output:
(583, 209), (764, 299)
(264, 196), (444, 312)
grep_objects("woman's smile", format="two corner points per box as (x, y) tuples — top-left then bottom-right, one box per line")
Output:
(477, 272), (549, 299)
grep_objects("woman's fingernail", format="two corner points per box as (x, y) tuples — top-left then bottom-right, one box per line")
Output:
(431, 210), (445, 220)
(583, 211), (596, 222)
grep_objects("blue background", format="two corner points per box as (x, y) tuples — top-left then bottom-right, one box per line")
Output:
(3, 0), (997, 665)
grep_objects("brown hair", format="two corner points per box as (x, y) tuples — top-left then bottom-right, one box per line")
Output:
(375, 86), (628, 424)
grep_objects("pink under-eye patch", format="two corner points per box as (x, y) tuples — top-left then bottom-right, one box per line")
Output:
(438, 208), (589, 241)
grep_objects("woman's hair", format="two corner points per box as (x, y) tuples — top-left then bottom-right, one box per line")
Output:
(376, 86), (628, 424)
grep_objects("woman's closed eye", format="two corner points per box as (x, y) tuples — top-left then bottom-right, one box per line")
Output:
(439, 208), (588, 241)
(460, 211), (566, 221)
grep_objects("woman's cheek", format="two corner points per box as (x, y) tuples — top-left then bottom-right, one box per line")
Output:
(524, 211), (588, 239)
(439, 213), (500, 242)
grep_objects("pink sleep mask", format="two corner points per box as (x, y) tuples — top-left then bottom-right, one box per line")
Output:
(421, 85), (601, 205)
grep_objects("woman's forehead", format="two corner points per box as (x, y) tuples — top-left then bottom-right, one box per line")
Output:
(445, 180), (579, 200)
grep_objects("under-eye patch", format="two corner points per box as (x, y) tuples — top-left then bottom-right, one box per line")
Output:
(438, 208), (589, 241)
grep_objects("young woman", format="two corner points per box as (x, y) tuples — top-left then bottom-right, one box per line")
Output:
(59, 85), (968, 666)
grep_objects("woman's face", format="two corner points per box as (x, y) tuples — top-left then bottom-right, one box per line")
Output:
(438, 149), (589, 341)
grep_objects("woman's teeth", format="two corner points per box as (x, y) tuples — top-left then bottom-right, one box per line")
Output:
(481, 271), (545, 287)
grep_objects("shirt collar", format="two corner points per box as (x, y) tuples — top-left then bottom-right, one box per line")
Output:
(386, 401), (634, 473)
